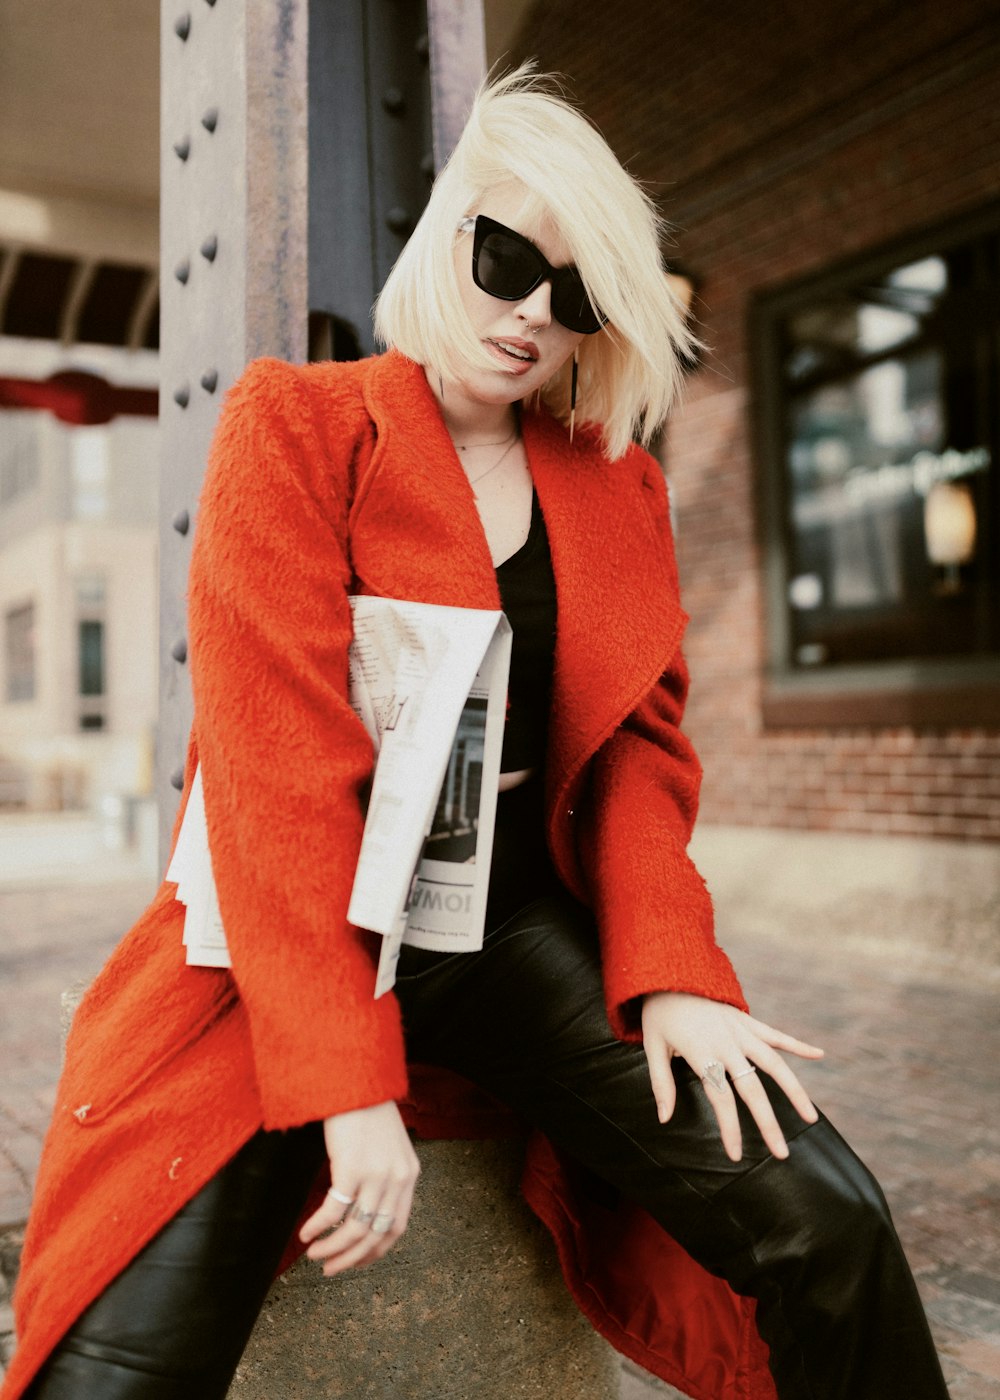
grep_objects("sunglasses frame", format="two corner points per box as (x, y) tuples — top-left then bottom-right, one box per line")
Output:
(458, 214), (607, 335)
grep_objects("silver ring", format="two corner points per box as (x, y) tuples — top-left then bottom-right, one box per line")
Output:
(326, 1187), (354, 1206)
(732, 1066), (758, 1082)
(700, 1060), (728, 1092)
(350, 1204), (376, 1225)
(370, 1212), (395, 1236)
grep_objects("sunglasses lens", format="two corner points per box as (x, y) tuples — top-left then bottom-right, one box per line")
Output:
(472, 217), (607, 334)
(477, 230), (541, 300)
(552, 273), (604, 335)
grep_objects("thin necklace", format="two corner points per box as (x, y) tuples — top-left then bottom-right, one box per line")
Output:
(455, 428), (517, 452)
(468, 434), (519, 489)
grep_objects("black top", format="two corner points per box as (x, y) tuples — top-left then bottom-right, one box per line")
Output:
(495, 491), (557, 772)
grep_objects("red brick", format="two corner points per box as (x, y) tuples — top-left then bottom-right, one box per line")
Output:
(525, 0), (1000, 843)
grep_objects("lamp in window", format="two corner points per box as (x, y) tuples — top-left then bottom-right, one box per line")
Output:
(923, 480), (977, 593)
(665, 266), (701, 373)
(666, 271), (695, 313)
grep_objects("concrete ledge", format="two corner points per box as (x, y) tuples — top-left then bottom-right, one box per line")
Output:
(57, 989), (616, 1397)
(232, 1137), (618, 1398)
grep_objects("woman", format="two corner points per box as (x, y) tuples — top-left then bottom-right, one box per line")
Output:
(5, 70), (947, 1400)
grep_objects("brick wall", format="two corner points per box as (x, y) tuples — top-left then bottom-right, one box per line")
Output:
(515, 0), (1000, 839)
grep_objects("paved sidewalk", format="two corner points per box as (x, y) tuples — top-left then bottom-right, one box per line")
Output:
(621, 925), (1000, 1400)
(0, 809), (158, 888)
(1, 877), (998, 1397)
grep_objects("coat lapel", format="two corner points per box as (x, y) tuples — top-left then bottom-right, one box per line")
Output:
(350, 351), (686, 825)
(352, 351), (499, 610)
(522, 409), (688, 807)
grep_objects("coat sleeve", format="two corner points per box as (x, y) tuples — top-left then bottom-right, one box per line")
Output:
(187, 357), (409, 1130)
(578, 455), (747, 1041)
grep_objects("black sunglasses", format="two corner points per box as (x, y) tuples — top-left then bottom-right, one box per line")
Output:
(458, 214), (607, 335)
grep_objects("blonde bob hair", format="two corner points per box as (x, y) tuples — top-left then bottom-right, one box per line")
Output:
(373, 66), (695, 462)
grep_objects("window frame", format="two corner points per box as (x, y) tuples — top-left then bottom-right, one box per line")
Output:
(750, 199), (1000, 728)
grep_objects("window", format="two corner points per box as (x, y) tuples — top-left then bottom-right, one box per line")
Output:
(79, 620), (104, 696)
(753, 203), (1000, 724)
(5, 603), (36, 702)
(76, 578), (106, 729)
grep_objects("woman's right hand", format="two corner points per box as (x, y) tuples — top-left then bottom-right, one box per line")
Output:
(299, 1100), (420, 1275)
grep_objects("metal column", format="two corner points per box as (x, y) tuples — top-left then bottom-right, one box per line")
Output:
(308, 0), (431, 357)
(157, 0), (484, 855)
(158, 0), (308, 861)
(307, 0), (485, 357)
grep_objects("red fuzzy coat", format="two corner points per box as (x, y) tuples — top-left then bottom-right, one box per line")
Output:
(4, 352), (776, 1400)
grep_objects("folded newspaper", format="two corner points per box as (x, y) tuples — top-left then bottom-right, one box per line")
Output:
(168, 598), (513, 997)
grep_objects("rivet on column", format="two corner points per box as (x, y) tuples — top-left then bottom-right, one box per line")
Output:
(420, 152), (435, 180)
(200, 369), (218, 393)
(201, 107), (219, 134)
(171, 638), (188, 664)
(200, 235), (218, 262)
(174, 259), (190, 285)
(172, 509), (190, 535)
(416, 33), (429, 61)
(173, 384), (191, 408)
(386, 207), (411, 235)
(174, 13), (191, 41)
(170, 767), (186, 792)
(173, 137), (191, 161)
(382, 87), (405, 115)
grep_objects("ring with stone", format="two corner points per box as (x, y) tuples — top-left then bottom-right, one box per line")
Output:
(731, 1066), (758, 1082)
(350, 1204), (376, 1225)
(700, 1060), (728, 1093)
(326, 1186), (355, 1206)
(370, 1212), (395, 1235)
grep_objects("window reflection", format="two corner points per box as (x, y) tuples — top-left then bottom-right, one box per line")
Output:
(785, 256), (949, 379)
(773, 224), (996, 667)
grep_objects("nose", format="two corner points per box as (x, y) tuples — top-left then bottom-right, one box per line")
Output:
(517, 278), (553, 330)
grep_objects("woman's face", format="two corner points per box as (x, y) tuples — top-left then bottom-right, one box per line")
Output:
(449, 185), (586, 408)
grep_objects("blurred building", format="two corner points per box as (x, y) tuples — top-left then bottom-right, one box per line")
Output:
(0, 0), (159, 816)
(1, 0), (997, 896)
(515, 0), (1000, 844)
(0, 344), (159, 810)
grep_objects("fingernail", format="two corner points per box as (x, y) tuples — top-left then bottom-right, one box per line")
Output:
(657, 1104), (667, 1124)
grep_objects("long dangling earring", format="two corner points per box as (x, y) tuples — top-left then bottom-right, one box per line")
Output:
(569, 351), (579, 444)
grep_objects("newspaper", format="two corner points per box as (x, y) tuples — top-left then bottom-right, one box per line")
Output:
(169, 598), (512, 998)
(166, 763), (231, 968)
(346, 597), (512, 994)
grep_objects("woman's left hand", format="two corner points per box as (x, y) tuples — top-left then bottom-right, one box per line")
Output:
(641, 991), (824, 1163)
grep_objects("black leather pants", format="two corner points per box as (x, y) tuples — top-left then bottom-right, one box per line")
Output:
(395, 890), (949, 1400)
(25, 1126), (326, 1400)
(28, 784), (948, 1399)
